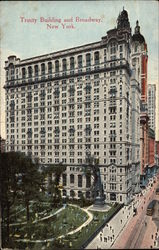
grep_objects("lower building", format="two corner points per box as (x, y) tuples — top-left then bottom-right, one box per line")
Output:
(147, 128), (156, 178)
(155, 141), (159, 168)
(140, 103), (149, 187)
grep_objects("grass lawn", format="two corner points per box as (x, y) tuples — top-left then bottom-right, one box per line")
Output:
(54, 210), (109, 249)
(49, 203), (121, 250)
(10, 201), (59, 224)
(9, 204), (88, 249)
(4, 201), (121, 250)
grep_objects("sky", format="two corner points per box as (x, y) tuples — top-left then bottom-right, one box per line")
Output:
(0, 0), (159, 139)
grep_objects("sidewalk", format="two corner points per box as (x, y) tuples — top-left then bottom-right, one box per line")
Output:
(86, 203), (133, 249)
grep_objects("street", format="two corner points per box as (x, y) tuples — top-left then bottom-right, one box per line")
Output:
(112, 178), (159, 249)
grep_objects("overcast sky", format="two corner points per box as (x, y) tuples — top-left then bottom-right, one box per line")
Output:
(0, 0), (159, 139)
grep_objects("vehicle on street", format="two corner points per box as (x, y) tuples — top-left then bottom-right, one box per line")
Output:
(146, 200), (157, 216)
(155, 187), (159, 195)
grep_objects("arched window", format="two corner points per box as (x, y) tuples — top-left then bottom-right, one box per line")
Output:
(110, 42), (116, 54)
(63, 189), (67, 196)
(55, 60), (59, 72)
(70, 174), (74, 184)
(9, 64), (15, 80)
(86, 53), (91, 66)
(78, 55), (82, 68)
(22, 67), (26, 78)
(63, 174), (67, 186)
(9, 64), (14, 74)
(62, 58), (67, 71)
(34, 65), (38, 76)
(78, 191), (83, 198)
(86, 191), (90, 199)
(48, 62), (52, 73)
(70, 189), (75, 198)
(41, 63), (45, 75)
(70, 57), (74, 70)
(86, 175), (91, 188)
(94, 51), (99, 65)
(78, 175), (82, 187)
(28, 66), (32, 78)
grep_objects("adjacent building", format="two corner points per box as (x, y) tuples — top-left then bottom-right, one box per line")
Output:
(4, 9), (145, 204)
(128, 18), (149, 187)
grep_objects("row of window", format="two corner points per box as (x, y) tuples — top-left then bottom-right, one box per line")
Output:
(9, 52), (100, 78)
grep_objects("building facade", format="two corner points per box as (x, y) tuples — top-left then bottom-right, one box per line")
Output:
(148, 84), (156, 132)
(156, 83), (159, 141)
(155, 141), (159, 167)
(4, 9), (144, 205)
(148, 128), (155, 167)
(130, 20), (149, 184)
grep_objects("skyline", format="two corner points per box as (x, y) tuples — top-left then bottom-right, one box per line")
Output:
(0, 0), (158, 139)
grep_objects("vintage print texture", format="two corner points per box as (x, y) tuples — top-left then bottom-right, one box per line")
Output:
(0, 1), (159, 249)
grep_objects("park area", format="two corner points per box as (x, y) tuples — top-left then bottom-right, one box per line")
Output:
(1, 152), (121, 249)
(3, 200), (121, 249)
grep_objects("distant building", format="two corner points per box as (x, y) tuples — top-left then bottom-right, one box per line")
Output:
(148, 128), (155, 166)
(155, 141), (159, 167)
(0, 136), (5, 153)
(156, 82), (159, 141)
(148, 84), (156, 132)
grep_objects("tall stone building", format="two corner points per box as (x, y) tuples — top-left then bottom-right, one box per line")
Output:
(4, 9), (145, 204)
(130, 20), (149, 186)
(148, 84), (156, 132)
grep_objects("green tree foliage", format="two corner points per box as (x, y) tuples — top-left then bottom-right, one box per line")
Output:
(0, 152), (45, 247)
(19, 156), (45, 221)
(0, 152), (24, 245)
(44, 164), (66, 207)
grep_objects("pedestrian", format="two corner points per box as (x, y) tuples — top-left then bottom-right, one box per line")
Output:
(152, 234), (153, 239)
(121, 219), (122, 224)
(145, 222), (147, 226)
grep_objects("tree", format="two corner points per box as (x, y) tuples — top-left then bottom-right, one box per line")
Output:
(84, 154), (104, 201)
(0, 152), (45, 247)
(0, 152), (24, 246)
(19, 156), (45, 221)
(70, 190), (75, 200)
(44, 164), (66, 207)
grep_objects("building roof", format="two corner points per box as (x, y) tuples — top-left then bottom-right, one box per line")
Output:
(132, 20), (145, 43)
